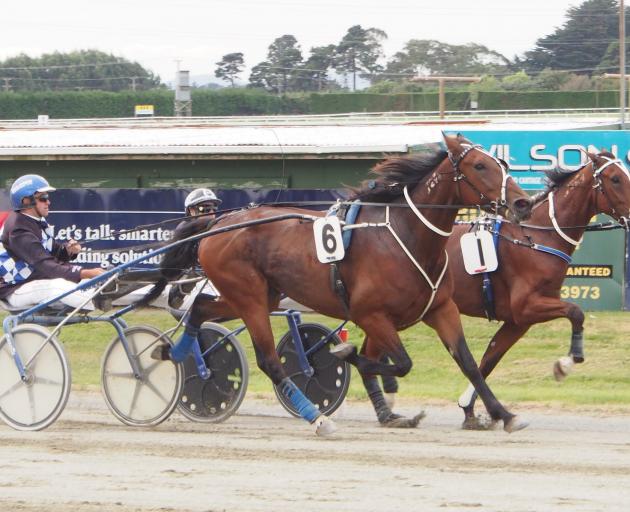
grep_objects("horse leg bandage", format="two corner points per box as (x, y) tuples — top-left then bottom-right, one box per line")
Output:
(279, 378), (320, 423)
(170, 325), (200, 362)
(570, 331), (584, 363)
(364, 376), (393, 423)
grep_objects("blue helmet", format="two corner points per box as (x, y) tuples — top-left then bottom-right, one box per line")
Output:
(10, 174), (56, 210)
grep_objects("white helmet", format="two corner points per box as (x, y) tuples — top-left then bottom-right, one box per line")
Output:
(184, 188), (222, 210)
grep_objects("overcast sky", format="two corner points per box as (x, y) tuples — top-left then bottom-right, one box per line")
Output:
(2, 0), (584, 84)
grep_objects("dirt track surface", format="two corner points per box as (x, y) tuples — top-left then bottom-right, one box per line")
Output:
(1, 391), (630, 512)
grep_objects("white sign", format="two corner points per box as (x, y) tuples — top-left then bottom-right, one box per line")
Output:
(313, 216), (345, 263)
(460, 230), (498, 275)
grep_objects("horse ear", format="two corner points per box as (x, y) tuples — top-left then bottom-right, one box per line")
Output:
(586, 151), (599, 163)
(442, 132), (460, 153)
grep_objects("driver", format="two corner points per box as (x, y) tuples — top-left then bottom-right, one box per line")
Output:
(183, 188), (221, 219)
(167, 188), (222, 314)
(0, 174), (104, 311)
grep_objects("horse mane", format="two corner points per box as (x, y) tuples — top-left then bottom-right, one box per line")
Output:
(531, 151), (616, 205)
(531, 166), (582, 204)
(349, 149), (448, 202)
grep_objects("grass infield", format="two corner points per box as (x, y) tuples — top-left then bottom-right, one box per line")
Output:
(18, 309), (630, 409)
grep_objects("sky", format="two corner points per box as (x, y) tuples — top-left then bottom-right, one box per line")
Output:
(1, 0), (585, 86)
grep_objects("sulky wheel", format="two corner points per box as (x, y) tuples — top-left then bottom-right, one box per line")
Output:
(178, 322), (248, 423)
(101, 325), (183, 427)
(0, 324), (71, 431)
(273, 323), (351, 417)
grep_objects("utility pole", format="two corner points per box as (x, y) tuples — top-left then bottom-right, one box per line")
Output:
(621, 0), (626, 128)
(411, 76), (482, 119)
(604, 72), (630, 128)
(173, 59), (192, 117)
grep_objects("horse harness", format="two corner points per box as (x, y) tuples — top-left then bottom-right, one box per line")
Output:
(324, 144), (514, 321)
(470, 214), (573, 321)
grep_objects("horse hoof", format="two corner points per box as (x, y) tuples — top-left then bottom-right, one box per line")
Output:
(553, 356), (574, 381)
(150, 344), (171, 361)
(503, 415), (528, 433)
(314, 416), (337, 437)
(382, 411), (426, 428)
(461, 415), (497, 431)
(329, 343), (356, 360)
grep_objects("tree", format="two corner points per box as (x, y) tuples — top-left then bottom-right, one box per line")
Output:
(214, 52), (244, 87)
(523, 0), (628, 74)
(381, 40), (511, 81)
(501, 71), (534, 91)
(0, 49), (161, 92)
(335, 25), (387, 90)
(249, 35), (303, 93)
(294, 45), (337, 91)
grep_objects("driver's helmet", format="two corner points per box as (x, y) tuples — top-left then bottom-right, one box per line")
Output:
(10, 174), (56, 210)
(184, 188), (222, 214)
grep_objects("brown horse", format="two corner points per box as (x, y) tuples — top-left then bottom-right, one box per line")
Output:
(145, 133), (532, 435)
(375, 151), (630, 429)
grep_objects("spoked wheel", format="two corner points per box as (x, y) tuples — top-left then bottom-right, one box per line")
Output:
(101, 325), (183, 427)
(178, 322), (248, 423)
(0, 324), (71, 431)
(273, 323), (351, 417)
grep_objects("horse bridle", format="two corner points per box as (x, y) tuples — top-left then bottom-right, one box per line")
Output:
(592, 156), (630, 230)
(447, 143), (512, 213)
(547, 156), (630, 245)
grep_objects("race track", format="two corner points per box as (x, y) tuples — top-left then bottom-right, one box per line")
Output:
(1, 391), (629, 512)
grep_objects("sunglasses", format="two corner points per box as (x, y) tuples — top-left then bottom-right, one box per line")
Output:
(36, 194), (51, 203)
(195, 204), (217, 213)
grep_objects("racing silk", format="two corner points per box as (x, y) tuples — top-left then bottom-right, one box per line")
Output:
(0, 222), (53, 284)
(0, 212), (82, 299)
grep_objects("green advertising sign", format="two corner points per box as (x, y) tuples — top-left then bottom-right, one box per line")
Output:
(561, 221), (626, 311)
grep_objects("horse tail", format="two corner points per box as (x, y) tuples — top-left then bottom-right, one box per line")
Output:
(133, 217), (214, 308)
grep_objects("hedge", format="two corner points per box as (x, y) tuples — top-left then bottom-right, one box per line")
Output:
(0, 89), (621, 119)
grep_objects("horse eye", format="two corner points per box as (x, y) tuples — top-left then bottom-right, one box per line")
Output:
(612, 175), (621, 184)
(474, 163), (485, 171)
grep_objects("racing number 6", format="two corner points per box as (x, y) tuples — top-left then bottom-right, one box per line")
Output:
(313, 216), (345, 263)
(322, 223), (337, 254)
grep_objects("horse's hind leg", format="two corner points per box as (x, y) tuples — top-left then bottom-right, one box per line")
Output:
(228, 289), (336, 436)
(423, 300), (527, 433)
(458, 322), (529, 430)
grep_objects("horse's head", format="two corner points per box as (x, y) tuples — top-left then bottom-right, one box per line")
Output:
(444, 133), (532, 222)
(588, 150), (630, 229)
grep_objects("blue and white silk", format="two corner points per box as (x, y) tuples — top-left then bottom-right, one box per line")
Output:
(0, 220), (54, 285)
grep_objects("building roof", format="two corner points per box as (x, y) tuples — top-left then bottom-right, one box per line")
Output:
(0, 114), (620, 160)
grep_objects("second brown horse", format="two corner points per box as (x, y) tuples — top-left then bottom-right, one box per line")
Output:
(374, 151), (630, 428)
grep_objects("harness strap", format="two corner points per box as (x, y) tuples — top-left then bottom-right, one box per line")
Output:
(480, 217), (502, 321)
(329, 262), (351, 319)
(531, 243), (572, 263)
(384, 206), (449, 321)
(403, 186), (452, 237)
(548, 191), (582, 246)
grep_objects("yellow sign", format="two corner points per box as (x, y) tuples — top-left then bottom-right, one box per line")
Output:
(566, 265), (612, 278)
(134, 105), (154, 117)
